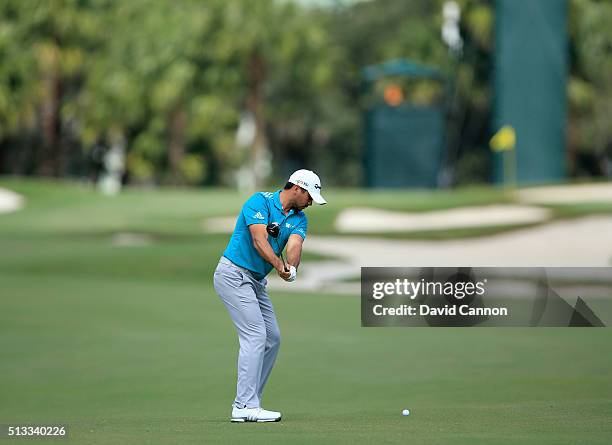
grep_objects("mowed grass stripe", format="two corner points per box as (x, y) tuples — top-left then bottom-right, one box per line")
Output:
(2, 273), (611, 444)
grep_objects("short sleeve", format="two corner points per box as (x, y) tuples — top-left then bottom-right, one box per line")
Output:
(291, 217), (308, 240)
(242, 193), (269, 226)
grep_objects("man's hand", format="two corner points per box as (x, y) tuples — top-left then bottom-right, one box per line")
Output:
(277, 264), (291, 281)
(286, 265), (297, 282)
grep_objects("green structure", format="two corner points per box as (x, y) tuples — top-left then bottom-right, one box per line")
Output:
(493, 0), (568, 184)
(363, 59), (446, 188)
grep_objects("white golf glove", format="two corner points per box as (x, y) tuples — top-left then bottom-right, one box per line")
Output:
(286, 265), (297, 282)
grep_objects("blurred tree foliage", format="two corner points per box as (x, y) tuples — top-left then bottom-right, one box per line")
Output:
(568, 0), (612, 177)
(327, 0), (494, 185)
(0, 0), (609, 186)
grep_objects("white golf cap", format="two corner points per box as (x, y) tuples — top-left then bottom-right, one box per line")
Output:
(288, 169), (327, 205)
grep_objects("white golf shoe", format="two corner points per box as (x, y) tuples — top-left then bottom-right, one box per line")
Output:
(230, 406), (282, 423)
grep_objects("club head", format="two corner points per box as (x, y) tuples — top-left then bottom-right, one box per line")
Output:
(266, 222), (280, 238)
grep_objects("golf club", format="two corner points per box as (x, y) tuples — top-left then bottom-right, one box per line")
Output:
(266, 222), (288, 272)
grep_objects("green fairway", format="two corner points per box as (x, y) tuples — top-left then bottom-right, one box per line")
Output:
(1, 178), (612, 444)
(2, 275), (612, 444)
(2, 177), (612, 239)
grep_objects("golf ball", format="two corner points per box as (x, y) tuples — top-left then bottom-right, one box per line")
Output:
(402, 409), (410, 416)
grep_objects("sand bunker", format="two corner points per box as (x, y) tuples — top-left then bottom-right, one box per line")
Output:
(335, 205), (552, 233)
(519, 182), (612, 204)
(0, 188), (25, 214)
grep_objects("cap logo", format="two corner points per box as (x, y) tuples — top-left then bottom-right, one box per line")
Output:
(314, 184), (321, 190)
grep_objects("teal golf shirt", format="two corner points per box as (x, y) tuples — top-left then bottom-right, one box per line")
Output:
(223, 190), (308, 279)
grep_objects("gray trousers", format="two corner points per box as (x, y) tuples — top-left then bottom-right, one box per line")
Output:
(213, 257), (281, 409)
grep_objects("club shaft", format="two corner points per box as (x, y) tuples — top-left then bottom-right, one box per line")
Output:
(275, 238), (288, 271)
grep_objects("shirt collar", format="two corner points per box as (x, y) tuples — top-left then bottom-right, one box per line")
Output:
(273, 189), (294, 215)
(273, 190), (283, 211)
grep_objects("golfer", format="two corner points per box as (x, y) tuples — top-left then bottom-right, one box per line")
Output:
(214, 169), (326, 422)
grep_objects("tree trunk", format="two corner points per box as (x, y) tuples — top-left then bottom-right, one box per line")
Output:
(246, 51), (269, 189)
(37, 42), (62, 177)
